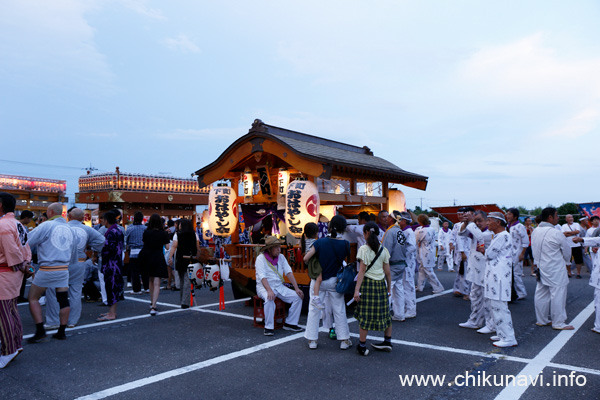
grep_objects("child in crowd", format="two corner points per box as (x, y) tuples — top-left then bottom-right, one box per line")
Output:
(302, 222), (324, 310)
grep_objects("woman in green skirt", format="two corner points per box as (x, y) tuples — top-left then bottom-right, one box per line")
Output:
(354, 221), (392, 356)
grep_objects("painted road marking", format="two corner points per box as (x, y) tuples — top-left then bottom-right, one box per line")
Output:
(75, 332), (306, 400)
(493, 301), (595, 400)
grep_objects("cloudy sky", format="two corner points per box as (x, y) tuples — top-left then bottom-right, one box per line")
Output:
(1, 0), (599, 210)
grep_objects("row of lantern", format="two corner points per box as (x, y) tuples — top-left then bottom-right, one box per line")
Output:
(242, 168), (290, 204)
(0, 174), (66, 193)
(78, 173), (208, 194)
(208, 179), (319, 238)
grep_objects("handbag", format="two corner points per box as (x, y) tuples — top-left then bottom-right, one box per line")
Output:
(336, 246), (383, 294)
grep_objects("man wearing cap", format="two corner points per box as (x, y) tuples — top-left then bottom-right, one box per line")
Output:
(452, 208), (473, 298)
(45, 208), (105, 328)
(382, 211), (417, 321)
(483, 212), (518, 347)
(506, 208), (529, 300)
(533, 207), (574, 330)
(26, 203), (76, 343)
(574, 226), (600, 333)
(458, 210), (494, 331)
(0, 192), (31, 368)
(255, 236), (304, 336)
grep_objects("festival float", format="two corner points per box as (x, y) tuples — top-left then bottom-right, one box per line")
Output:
(75, 168), (209, 226)
(193, 119), (428, 300)
(0, 174), (68, 221)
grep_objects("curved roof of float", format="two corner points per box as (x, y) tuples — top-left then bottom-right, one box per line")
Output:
(194, 119), (428, 190)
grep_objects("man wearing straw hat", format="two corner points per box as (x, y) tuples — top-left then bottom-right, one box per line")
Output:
(255, 236), (304, 336)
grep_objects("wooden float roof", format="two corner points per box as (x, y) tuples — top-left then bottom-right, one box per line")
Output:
(194, 119), (428, 190)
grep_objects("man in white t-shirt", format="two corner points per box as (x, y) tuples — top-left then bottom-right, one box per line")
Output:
(561, 214), (584, 279)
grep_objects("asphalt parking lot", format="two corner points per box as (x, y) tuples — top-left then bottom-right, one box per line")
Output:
(2, 270), (598, 400)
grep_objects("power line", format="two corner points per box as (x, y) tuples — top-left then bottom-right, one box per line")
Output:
(0, 158), (89, 171)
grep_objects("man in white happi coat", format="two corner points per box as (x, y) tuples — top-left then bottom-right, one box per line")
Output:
(562, 214), (584, 279)
(578, 217), (594, 274)
(532, 207), (574, 330)
(45, 208), (104, 328)
(416, 214), (444, 294)
(574, 228), (600, 333)
(26, 203), (77, 343)
(586, 216), (600, 268)
(458, 210), (494, 331)
(452, 208), (473, 297)
(255, 236), (304, 336)
(483, 212), (518, 347)
(383, 211), (417, 321)
(506, 208), (528, 300)
(437, 221), (453, 271)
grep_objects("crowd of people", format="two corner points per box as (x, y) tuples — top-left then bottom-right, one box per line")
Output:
(256, 206), (600, 356)
(0, 192), (205, 368)
(1, 190), (599, 367)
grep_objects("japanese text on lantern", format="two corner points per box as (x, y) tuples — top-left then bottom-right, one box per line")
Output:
(214, 188), (230, 235)
(286, 182), (304, 235)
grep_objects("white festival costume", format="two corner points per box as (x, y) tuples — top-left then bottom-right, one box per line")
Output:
(255, 253), (302, 330)
(582, 236), (600, 332)
(416, 225), (444, 293)
(484, 230), (517, 344)
(460, 223), (493, 328)
(452, 222), (472, 295)
(531, 222), (572, 329)
(508, 221), (529, 299)
(437, 227), (453, 270)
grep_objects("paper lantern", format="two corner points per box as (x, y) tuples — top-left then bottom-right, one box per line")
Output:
(278, 169), (290, 196)
(388, 188), (406, 213)
(208, 185), (238, 237)
(242, 168), (253, 201)
(285, 180), (319, 238)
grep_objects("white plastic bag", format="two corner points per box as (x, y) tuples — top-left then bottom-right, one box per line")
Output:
(220, 259), (230, 281)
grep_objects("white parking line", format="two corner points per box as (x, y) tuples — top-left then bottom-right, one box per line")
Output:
(417, 289), (453, 302)
(494, 301), (595, 400)
(74, 332), (306, 400)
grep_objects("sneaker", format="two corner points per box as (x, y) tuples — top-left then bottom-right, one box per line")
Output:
(371, 341), (393, 352)
(0, 351), (20, 369)
(477, 326), (495, 334)
(490, 335), (500, 341)
(308, 340), (317, 349)
(27, 332), (48, 344)
(328, 328), (337, 340)
(492, 340), (518, 348)
(459, 321), (480, 329)
(340, 339), (353, 350)
(283, 323), (303, 332)
(43, 324), (59, 330)
(52, 332), (67, 341)
(264, 328), (274, 336)
(143, 289), (150, 294)
(432, 289), (444, 294)
(357, 344), (370, 356)
(310, 296), (325, 310)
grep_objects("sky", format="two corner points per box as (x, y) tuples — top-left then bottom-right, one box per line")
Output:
(1, 0), (599, 211)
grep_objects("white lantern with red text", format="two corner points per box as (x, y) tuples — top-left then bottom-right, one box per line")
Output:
(285, 180), (320, 238)
(242, 168), (253, 202)
(208, 185), (238, 237)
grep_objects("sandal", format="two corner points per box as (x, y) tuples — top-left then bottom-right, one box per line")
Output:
(150, 307), (157, 316)
(96, 315), (116, 322)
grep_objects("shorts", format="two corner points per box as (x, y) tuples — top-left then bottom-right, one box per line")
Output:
(571, 247), (583, 265)
(32, 270), (69, 288)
